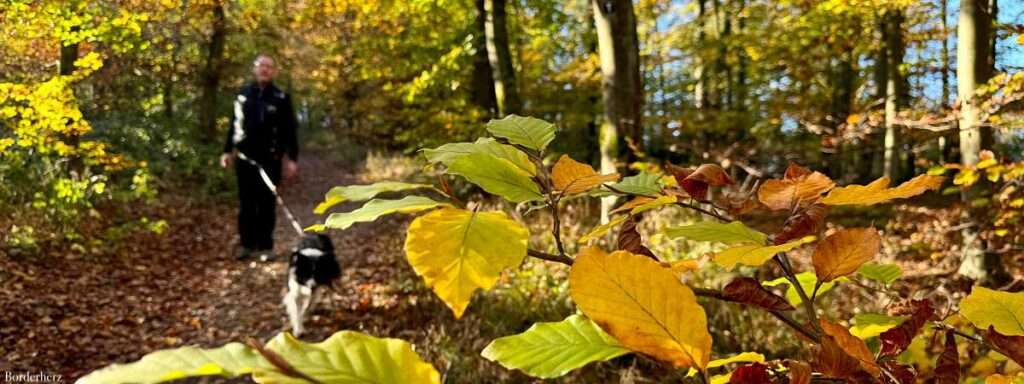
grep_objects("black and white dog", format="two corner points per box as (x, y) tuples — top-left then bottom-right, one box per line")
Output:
(283, 234), (341, 336)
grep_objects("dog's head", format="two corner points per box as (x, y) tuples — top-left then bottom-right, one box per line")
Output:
(296, 233), (334, 256)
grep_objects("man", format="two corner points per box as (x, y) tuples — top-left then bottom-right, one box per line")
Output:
(220, 55), (299, 260)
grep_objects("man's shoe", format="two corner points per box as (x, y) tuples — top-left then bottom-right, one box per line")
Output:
(236, 247), (254, 260)
(255, 249), (276, 262)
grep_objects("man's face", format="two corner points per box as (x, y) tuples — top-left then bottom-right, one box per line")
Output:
(253, 56), (276, 84)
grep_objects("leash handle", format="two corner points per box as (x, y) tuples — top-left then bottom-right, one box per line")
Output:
(236, 152), (305, 237)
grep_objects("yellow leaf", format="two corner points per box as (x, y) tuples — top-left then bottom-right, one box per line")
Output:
(404, 208), (528, 318)
(552, 155), (620, 195)
(570, 247), (713, 369)
(757, 167), (835, 210)
(821, 175), (945, 205)
(713, 236), (816, 268)
(960, 286), (1024, 336)
(578, 215), (628, 243)
(812, 228), (880, 282)
(628, 194), (677, 214)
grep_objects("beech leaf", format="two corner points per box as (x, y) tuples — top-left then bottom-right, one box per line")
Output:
(811, 228), (880, 282)
(569, 247), (713, 369)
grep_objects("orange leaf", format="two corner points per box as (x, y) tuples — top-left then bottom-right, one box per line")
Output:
(820, 174), (944, 206)
(551, 155), (620, 195)
(811, 228), (880, 282)
(681, 164), (733, 201)
(757, 164), (835, 211)
(787, 360), (812, 384)
(819, 319), (881, 377)
(773, 204), (828, 245)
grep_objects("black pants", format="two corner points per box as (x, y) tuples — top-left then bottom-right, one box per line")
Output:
(235, 158), (281, 250)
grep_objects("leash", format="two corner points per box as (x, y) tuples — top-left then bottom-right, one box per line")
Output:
(236, 152), (306, 237)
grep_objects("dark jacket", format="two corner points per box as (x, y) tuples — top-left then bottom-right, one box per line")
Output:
(223, 82), (299, 162)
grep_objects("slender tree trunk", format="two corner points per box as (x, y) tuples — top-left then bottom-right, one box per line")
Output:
(593, 0), (643, 223)
(694, 0), (707, 113)
(198, 1), (226, 144)
(882, 10), (907, 180)
(957, 0), (999, 282)
(60, 25), (83, 174)
(472, 0), (498, 117)
(484, 0), (520, 116)
(939, 0), (951, 162)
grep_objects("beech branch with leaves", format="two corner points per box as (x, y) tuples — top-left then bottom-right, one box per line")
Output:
(82, 115), (1024, 383)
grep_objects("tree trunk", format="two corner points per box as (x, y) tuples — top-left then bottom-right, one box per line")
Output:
(471, 0), (498, 117)
(483, 0), (520, 116)
(882, 10), (907, 180)
(198, 1), (226, 144)
(593, 0), (643, 223)
(957, 0), (999, 282)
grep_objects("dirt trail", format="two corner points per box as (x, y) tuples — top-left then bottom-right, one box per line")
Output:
(0, 152), (417, 380)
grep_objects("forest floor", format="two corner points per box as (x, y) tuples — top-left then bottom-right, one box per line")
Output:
(0, 152), (433, 381)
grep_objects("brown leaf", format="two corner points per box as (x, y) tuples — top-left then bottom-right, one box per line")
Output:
(814, 334), (864, 380)
(722, 277), (795, 311)
(879, 360), (916, 384)
(681, 164), (733, 201)
(617, 216), (657, 260)
(773, 204), (828, 245)
(819, 319), (881, 377)
(933, 331), (960, 384)
(787, 360), (812, 384)
(879, 299), (935, 357)
(729, 363), (771, 384)
(758, 164), (835, 211)
(811, 228), (881, 282)
(984, 326), (1024, 366)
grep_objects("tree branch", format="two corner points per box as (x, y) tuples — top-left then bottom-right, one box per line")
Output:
(775, 253), (821, 334)
(527, 249), (573, 265)
(692, 287), (820, 343)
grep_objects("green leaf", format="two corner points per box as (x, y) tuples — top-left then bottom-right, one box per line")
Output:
(405, 208), (529, 318)
(447, 153), (543, 203)
(664, 221), (767, 245)
(324, 196), (449, 230)
(422, 138), (536, 175)
(314, 181), (436, 214)
(960, 286), (1024, 336)
(77, 343), (268, 384)
(857, 262), (902, 286)
(255, 331), (441, 384)
(762, 272), (840, 306)
(485, 114), (556, 151)
(481, 314), (630, 378)
(608, 172), (662, 196)
(850, 313), (907, 339)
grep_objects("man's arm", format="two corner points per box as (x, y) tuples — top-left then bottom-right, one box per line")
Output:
(221, 91), (244, 168)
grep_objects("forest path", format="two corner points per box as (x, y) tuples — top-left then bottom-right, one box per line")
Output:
(0, 152), (422, 380)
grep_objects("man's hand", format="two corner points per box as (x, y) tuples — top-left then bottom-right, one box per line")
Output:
(283, 157), (298, 182)
(220, 153), (233, 169)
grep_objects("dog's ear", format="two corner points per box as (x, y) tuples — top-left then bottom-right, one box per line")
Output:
(317, 234), (335, 253)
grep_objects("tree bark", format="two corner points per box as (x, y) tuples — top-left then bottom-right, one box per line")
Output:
(198, 0), (226, 144)
(483, 0), (520, 116)
(882, 10), (907, 180)
(956, 0), (998, 282)
(592, 0), (643, 223)
(471, 0), (498, 117)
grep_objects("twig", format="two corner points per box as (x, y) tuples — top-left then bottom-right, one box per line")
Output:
(775, 253), (821, 334)
(527, 249), (573, 265)
(692, 287), (820, 343)
(675, 201), (733, 223)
